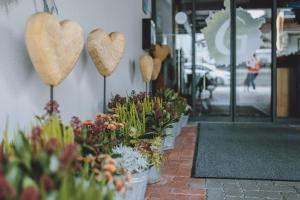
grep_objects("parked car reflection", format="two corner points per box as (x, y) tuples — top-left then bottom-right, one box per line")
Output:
(184, 63), (230, 86)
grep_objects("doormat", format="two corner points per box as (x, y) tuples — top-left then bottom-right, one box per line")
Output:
(193, 123), (300, 181)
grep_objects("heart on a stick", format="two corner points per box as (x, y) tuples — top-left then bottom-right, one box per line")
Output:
(139, 55), (154, 82)
(87, 29), (125, 77)
(152, 44), (170, 62)
(151, 58), (162, 80)
(25, 12), (84, 86)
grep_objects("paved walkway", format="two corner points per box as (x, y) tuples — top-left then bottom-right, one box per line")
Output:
(145, 126), (300, 200)
(145, 126), (206, 200)
(197, 179), (300, 200)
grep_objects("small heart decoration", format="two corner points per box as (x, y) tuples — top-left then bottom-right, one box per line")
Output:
(151, 58), (162, 80)
(87, 29), (125, 77)
(25, 12), (84, 86)
(152, 44), (170, 61)
(139, 55), (154, 82)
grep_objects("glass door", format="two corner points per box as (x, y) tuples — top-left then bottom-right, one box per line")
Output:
(235, 0), (272, 121)
(172, 0), (298, 122)
(191, 0), (273, 121)
(193, 0), (232, 120)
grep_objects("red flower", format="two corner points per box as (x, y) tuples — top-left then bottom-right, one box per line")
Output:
(44, 138), (59, 154)
(0, 175), (16, 199)
(0, 145), (4, 163)
(59, 144), (78, 170)
(20, 187), (39, 200)
(70, 116), (82, 134)
(41, 175), (55, 192)
(31, 126), (42, 142)
(82, 120), (94, 126)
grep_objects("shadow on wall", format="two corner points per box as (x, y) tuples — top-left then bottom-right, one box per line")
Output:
(0, 0), (18, 13)
(33, 0), (58, 14)
(129, 60), (136, 84)
(0, 0), (58, 14)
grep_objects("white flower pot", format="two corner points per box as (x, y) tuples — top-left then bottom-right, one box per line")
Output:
(163, 125), (176, 150)
(115, 170), (149, 200)
(180, 114), (189, 128)
(148, 165), (161, 184)
(174, 121), (181, 137)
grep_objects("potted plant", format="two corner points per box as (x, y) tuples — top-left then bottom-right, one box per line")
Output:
(155, 88), (181, 137)
(175, 96), (192, 134)
(181, 104), (192, 128)
(0, 132), (117, 200)
(70, 114), (125, 155)
(112, 145), (149, 200)
(112, 98), (165, 184)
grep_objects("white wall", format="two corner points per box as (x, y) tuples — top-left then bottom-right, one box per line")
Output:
(0, 0), (149, 136)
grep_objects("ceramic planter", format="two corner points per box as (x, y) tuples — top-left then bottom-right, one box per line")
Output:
(148, 165), (161, 184)
(163, 125), (176, 150)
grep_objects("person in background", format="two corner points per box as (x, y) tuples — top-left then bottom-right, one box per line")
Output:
(245, 54), (261, 91)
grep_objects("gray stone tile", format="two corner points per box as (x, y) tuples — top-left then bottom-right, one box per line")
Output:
(238, 180), (259, 191)
(282, 192), (300, 200)
(205, 179), (300, 200)
(206, 179), (224, 189)
(258, 185), (295, 192)
(207, 189), (225, 200)
(274, 181), (300, 187)
(224, 184), (243, 196)
(226, 197), (244, 200)
(244, 190), (281, 199)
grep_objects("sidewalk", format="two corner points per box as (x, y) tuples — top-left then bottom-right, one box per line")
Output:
(145, 126), (206, 200)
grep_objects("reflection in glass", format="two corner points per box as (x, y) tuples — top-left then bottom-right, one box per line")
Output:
(236, 2), (272, 119)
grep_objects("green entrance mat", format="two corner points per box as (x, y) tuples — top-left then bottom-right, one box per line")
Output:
(193, 123), (300, 181)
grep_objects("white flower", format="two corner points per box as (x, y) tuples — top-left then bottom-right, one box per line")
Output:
(112, 145), (149, 174)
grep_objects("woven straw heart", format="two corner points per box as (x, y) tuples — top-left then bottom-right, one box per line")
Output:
(25, 12), (84, 86)
(87, 29), (125, 77)
(152, 44), (170, 61)
(151, 58), (162, 80)
(139, 55), (154, 82)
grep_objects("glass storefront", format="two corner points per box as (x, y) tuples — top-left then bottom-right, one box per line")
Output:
(153, 0), (300, 122)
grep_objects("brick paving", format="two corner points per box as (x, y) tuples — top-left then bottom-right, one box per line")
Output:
(145, 125), (300, 200)
(145, 126), (206, 200)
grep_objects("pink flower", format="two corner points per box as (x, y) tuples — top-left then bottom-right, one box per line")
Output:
(0, 175), (16, 199)
(41, 175), (55, 192)
(59, 144), (78, 170)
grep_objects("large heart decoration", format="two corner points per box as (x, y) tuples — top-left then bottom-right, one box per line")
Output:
(139, 55), (154, 82)
(87, 29), (125, 77)
(25, 12), (84, 86)
(152, 44), (170, 62)
(151, 58), (162, 80)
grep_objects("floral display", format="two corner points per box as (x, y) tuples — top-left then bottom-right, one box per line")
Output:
(0, 87), (189, 199)
(0, 132), (115, 200)
(70, 114), (125, 155)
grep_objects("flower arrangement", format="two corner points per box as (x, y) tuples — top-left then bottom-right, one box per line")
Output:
(156, 88), (191, 119)
(0, 100), (130, 199)
(112, 145), (149, 174)
(108, 95), (165, 169)
(70, 114), (125, 155)
(0, 133), (115, 200)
